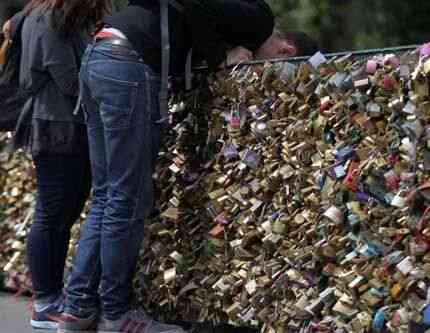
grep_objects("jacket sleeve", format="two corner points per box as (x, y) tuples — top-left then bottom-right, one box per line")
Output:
(40, 29), (79, 96)
(182, 0), (229, 71)
(182, 0), (274, 71)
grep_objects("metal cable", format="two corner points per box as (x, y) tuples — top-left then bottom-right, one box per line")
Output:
(194, 44), (420, 71)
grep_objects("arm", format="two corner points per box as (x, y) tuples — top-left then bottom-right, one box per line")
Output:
(2, 20), (11, 40)
(41, 30), (79, 96)
(183, 0), (274, 70)
(183, 0), (229, 71)
(0, 20), (12, 66)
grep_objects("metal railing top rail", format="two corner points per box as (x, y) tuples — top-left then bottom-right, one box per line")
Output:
(195, 44), (421, 71)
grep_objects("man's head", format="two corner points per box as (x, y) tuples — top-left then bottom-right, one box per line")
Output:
(255, 30), (319, 60)
(254, 30), (296, 60)
(278, 30), (319, 57)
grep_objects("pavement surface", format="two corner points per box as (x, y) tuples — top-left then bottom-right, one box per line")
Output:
(0, 292), (261, 333)
(0, 292), (50, 333)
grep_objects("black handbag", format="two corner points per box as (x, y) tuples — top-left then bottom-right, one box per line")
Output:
(0, 11), (30, 132)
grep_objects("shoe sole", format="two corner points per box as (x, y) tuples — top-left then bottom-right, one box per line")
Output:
(31, 319), (59, 330)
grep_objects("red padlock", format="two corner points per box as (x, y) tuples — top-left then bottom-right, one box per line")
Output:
(320, 96), (334, 114)
(385, 171), (400, 191)
(209, 224), (225, 238)
(381, 74), (395, 91)
(387, 153), (398, 165)
(342, 161), (360, 192)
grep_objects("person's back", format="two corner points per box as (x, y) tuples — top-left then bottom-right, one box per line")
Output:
(103, 2), (170, 73)
(10, 1), (108, 330)
(20, 8), (84, 124)
(103, 0), (275, 75)
(58, 2), (293, 333)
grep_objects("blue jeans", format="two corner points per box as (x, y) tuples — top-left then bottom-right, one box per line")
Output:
(65, 41), (161, 320)
(29, 152), (91, 301)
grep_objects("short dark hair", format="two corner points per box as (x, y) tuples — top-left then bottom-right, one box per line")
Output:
(280, 30), (319, 56)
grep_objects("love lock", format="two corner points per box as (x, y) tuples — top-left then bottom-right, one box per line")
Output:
(342, 161), (360, 192)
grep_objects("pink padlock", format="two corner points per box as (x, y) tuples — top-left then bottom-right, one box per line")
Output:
(387, 153), (398, 165)
(385, 172), (400, 191)
(230, 116), (241, 129)
(384, 55), (400, 68)
(382, 75), (395, 90)
(420, 42), (430, 58)
(366, 60), (378, 74)
(391, 311), (402, 328)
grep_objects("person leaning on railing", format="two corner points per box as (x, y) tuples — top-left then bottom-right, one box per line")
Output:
(57, 1), (296, 333)
(279, 30), (319, 57)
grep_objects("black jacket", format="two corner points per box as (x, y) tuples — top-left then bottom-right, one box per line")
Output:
(103, 0), (274, 75)
(20, 9), (86, 122)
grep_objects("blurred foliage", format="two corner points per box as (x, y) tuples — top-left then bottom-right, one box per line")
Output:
(267, 0), (430, 52)
(112, 0), (429, 52)
(112, 0), (128, 11)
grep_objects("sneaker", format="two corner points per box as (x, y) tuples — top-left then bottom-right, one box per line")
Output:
(57, 312), (98, 333)
(97, 310), (186, 333)
(30, 296), (64, 330)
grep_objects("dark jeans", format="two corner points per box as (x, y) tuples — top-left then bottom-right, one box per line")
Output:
(65, 41), (161, 320)
(28, 152), (91, 301)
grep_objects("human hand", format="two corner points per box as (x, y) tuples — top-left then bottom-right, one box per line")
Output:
(216, 46), (253, 78)
(1, 20), (12, 66)
(2, 20), (11, 40)
(225, 46), (253, 67)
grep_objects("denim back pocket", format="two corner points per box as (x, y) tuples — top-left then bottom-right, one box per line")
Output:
(88, 70), (139, 130)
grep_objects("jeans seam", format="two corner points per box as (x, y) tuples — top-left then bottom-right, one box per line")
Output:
(89, 70), (140, 87)
(132, 78), (152, 221)
(99, 102), (137, 130)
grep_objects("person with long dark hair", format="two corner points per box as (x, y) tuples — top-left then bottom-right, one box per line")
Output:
(13, 0), (110, 329)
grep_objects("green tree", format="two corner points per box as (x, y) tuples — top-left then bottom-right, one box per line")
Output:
(111, 0), (429, 52)
(267, 0), (429, 52)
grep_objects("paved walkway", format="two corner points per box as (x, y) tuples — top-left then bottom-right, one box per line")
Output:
(0, 292), (261, 333)
(0, 292), (50, 333)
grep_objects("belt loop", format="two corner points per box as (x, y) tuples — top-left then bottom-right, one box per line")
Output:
(88, 40), (96, 59)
